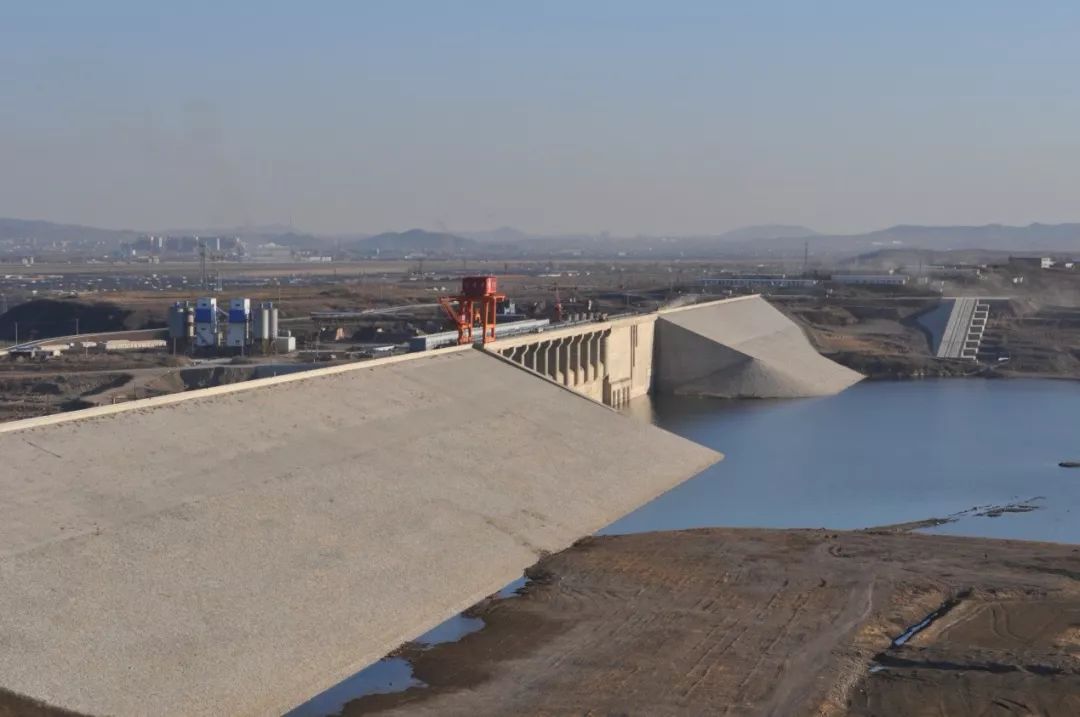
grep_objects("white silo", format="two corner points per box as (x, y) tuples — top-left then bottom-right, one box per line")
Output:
(269, 304), (279, 339)
(253, 304), (270, 340)
(227, 298), (250, 348)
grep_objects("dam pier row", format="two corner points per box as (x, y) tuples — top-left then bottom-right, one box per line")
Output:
(0, 295), (858, 717)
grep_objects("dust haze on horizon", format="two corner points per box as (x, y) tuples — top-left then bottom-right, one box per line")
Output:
(2, 2), (1079, 237)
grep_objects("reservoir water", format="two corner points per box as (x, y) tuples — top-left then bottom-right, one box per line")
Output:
(609, 378), (1080, 543)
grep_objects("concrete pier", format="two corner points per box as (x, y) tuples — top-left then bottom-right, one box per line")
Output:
(493, 317), (652, 408)
(0, 348), (719, 717)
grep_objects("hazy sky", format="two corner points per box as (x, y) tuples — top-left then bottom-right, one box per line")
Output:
(2, 1), (1079, 236)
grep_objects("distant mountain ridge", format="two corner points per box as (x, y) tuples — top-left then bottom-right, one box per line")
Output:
(2, 217), (1080, 258)
(853, 223), (1080, 250)
(731, 222), (1080, 258)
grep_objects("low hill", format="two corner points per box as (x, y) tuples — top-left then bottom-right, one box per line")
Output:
(839, 248), (1017, 271)
(714, 223), (1080, 259)
(0, 218), (138, 247)
(0, 299), (141, 342)
(855, 223), (1080, 251)
(347, 229), (477, 256)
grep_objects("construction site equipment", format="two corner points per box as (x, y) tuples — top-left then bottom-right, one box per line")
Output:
(438, 276), (506, 345)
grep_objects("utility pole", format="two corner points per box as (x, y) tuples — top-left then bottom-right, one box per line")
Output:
(803, 240), (809, 277)
(74, 318), (79, 336)
(199, 239), (208, 291)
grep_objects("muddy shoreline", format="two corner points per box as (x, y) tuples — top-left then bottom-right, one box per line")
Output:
(342, 528), (1080, 716)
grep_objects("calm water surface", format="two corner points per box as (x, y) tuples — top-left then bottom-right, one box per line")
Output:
(608, 378), (1080, 543)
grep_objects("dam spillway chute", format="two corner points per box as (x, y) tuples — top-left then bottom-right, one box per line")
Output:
(654, 296), (863, 399)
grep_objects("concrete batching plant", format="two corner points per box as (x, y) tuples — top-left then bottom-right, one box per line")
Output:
(169, 297), (288, 354)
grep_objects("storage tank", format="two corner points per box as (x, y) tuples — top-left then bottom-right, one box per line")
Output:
(269, 305), (279, 339)
(194, 297), (218, 348)
(227, 298), (250, 348)
(252, 304), (270, 340)
(167, 302), (186, 339)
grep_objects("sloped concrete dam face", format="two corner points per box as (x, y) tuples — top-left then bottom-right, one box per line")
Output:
(0, 348), (719, 717)
(655, 296), (863, 398)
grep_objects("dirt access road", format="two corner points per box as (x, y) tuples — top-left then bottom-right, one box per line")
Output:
(345, 528), (1080, 716)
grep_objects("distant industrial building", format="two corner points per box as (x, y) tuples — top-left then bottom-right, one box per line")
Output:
(1008, 256), (1054, 270)
(829, 274), (910, 286)
(408, 318), (551, 352)
(246, 243), (296, 262)
(703, 273), (916, 290)
(700, 276), (819, 290)
(8, 338), (167, 359)
(131, 235), (242, 257)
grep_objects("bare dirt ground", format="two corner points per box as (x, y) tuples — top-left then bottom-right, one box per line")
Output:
(0, 353), (195, 420)
(778, 289), (1080, 381)
(342, 528), (1080, 716)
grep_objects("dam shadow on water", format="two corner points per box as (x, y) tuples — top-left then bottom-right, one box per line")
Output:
(288, 377), (1080, 715)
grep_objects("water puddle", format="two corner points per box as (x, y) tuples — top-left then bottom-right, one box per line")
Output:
(414, 614), (484, 646)
(285, 657), (423, 717)
(892, 591), (968, 648)
(867, 590), (969, 675)
(285, 575), (531, 716)
(891, 612), (938, 647)
(496, 576), (529, 599)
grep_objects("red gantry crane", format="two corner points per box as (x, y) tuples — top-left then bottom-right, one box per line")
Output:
(439, 276), (506, 345)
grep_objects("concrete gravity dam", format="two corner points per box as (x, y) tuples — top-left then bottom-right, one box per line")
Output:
(0, 295), (859, 717)
(492, 295), (862, 405)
